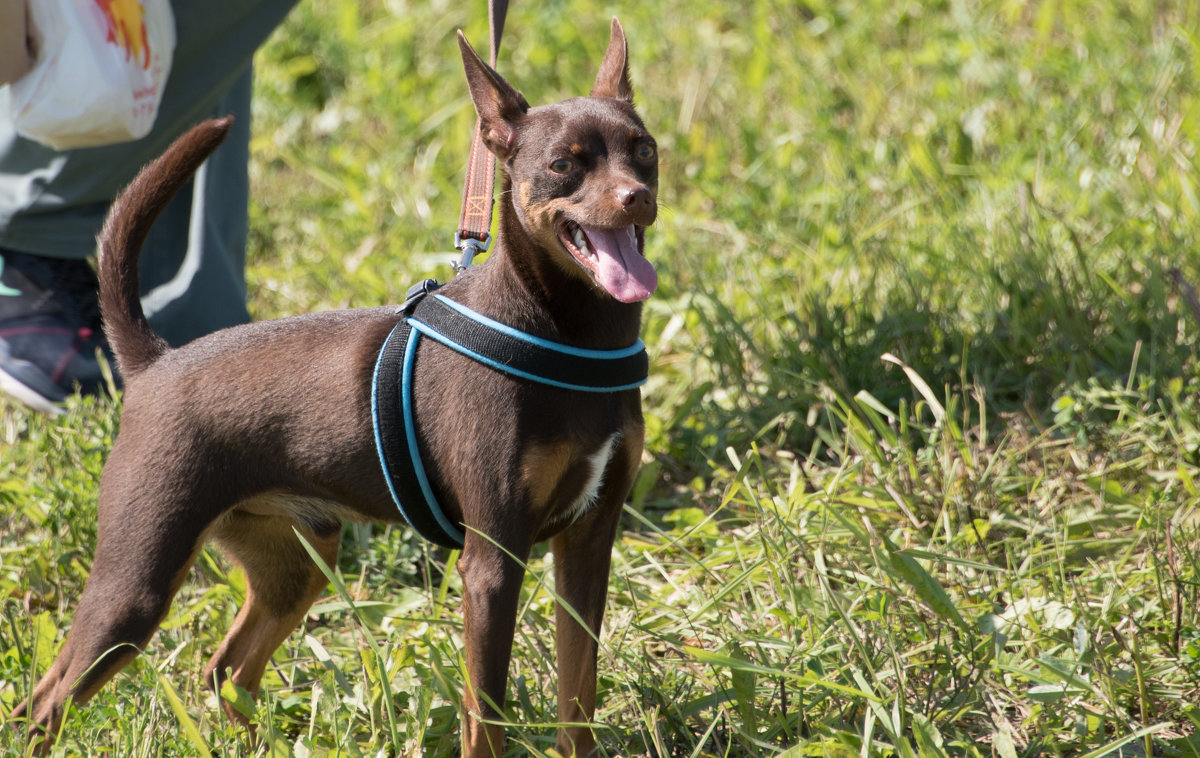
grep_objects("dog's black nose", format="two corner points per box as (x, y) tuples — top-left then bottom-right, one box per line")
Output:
(617, 185), (652, 210)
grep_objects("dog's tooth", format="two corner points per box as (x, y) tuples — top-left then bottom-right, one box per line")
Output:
(573, 227), (589, 255)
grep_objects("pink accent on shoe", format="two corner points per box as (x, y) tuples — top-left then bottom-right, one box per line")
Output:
(50, 336), (83, 384)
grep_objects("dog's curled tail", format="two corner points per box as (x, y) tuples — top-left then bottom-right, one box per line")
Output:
(98, 117), (233, 377)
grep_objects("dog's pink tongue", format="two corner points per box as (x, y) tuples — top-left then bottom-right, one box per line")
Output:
(582, 225), (658, 303)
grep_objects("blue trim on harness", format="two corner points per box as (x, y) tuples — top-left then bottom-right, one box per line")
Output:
(370, 326), (415, 533)
(431, 294), (648, 361)
(408, 318), (647, 393)
(401, 328), (466, 544)
(371, 285), (649, 548)
(373, 330), (468, 543)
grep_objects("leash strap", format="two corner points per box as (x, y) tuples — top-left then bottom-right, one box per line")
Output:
(455, 0), (510, 262)
(371, 283), (647, 548)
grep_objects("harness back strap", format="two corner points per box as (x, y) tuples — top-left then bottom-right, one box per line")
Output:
(371, 286), (648, 548)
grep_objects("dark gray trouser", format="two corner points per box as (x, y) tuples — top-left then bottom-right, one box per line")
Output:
(0, 0), (300, 346)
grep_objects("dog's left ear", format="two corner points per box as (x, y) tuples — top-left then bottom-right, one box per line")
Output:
(458, 30), (530, 161)
(591, 17), (633, 103)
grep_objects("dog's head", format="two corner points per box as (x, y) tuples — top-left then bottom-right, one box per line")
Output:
(458, 19), (658, 303)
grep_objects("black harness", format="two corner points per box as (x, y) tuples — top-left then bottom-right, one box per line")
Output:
(370, 280), (649, 548)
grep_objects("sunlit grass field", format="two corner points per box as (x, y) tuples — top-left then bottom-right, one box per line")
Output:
(4, 0), (1200, 755)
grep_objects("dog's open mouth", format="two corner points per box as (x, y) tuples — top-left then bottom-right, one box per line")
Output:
(558, 220), (658, 303)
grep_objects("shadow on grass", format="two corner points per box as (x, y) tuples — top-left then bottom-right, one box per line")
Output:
(654, 251), (1197, 479)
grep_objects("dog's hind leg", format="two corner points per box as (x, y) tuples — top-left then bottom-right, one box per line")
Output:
(11, 486), (215, 749)
(204, 508), (341, 723)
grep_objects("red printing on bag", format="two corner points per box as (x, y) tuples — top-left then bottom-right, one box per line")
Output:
(94, 0), (151, 69)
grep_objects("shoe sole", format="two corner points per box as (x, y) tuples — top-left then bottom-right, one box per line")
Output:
(0, 366), (64, 416)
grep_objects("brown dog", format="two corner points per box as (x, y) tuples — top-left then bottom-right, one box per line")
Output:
(12, 19), (657, 757)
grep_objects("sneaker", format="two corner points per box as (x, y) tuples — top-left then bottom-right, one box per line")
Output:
(0, 249), (116, 414)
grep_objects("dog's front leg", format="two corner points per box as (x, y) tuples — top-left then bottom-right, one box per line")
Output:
(550, 438), (640, 757)
(549, 513), (619, 757)
(457, 530), (530, 757)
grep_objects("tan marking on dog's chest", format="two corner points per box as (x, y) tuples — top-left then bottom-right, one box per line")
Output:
(522, 440), (575, 510)
(522, 433), (622, 530)
(566, 434), (619, 522)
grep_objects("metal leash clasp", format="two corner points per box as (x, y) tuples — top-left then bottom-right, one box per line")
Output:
(452, 232), (491, 275)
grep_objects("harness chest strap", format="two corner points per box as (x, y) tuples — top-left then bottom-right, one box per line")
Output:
(371, 287), (649, 548)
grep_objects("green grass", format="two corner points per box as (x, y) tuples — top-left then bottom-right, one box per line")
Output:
(4, 0), (1200, 755)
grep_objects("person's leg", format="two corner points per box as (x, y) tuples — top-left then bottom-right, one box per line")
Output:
(0, 74), (252, 410)
(0, 0), (298, 411)
(139, 68), (253, 347)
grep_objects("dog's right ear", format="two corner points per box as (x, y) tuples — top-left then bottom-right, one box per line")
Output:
(458, 31), (530, 162)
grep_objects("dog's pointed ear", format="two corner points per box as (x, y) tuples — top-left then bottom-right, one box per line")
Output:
(591, 17), (633, 103)
(458, 30), (530, 161)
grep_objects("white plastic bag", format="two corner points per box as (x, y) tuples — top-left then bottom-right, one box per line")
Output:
(9, 0), (175, 150)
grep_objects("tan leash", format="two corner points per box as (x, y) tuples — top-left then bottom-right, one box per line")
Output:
(454, 0), (510, 272)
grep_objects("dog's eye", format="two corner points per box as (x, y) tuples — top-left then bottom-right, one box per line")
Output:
(550, 158), (574, 174)
(635, 143), (656, 163)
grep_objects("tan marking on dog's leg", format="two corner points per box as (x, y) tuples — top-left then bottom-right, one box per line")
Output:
(205, 511), (340, 724)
